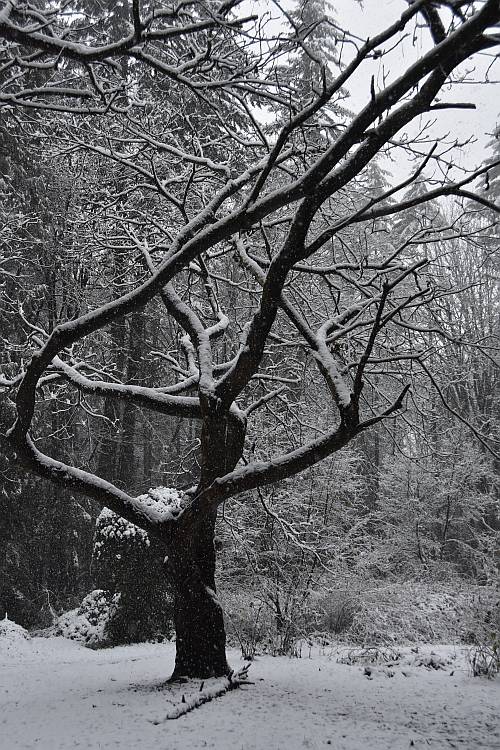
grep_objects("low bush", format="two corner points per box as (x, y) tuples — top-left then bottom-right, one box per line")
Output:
(56, 589), (120, 648)
(465, 586), (500, 677)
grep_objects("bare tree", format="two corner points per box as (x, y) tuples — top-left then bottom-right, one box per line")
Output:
(1, 0), (499, 677)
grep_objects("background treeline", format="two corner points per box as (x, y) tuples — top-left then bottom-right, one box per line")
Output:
(0, 0), (498, 650)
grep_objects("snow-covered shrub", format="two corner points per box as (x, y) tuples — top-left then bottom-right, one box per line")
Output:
(338, 582), (484, 645)
(368, 431), (498, 582)
(217, 470), (355, 657)
(91, 507), (173, 645)
(337, 645), (402, 666)
(222, 588), (313, 657)
(316, 590), (359, 635)
(462, 585), (500, 641)
(225, 579), (499, 653)
(56, 589), (120, 648)
(413, 652), (451, 670)
(0, 615), (32, 657)
(0, 615), (30, 642)
(464, 586), (500, 677)
(469, 641), (499, 678)
(223, 591), (274, 659)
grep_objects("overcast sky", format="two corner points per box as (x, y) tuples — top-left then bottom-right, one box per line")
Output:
(246, 0), (500, 183)
(335, 0), (500, 178)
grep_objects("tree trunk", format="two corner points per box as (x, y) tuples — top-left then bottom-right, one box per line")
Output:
(167, 409), (245, 678)
(169, 511), (230, 679)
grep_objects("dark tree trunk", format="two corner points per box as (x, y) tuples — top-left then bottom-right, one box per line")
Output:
(170, 566), (229, 678)
(167, 409), (245, 678)
(169, 511), (229, 679)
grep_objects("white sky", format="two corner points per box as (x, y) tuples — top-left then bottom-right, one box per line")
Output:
(335, 0), (500, 178)
(245, 0), (500, 183)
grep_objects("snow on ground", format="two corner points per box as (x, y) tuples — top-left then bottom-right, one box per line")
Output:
(1, 636), (499, 750)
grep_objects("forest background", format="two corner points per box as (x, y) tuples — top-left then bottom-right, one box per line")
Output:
(0, 0), (498, 662)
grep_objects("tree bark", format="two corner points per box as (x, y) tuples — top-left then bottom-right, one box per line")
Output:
(169, 511), (229, 679)
(166, 408), (246, 678)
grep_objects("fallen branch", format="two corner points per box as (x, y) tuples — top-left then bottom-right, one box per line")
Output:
(152, 665), (252, 722)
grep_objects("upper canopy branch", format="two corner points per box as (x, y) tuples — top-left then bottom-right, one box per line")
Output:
(235, 238), (352, 410)
(1, 0), (499, 532)
(0, 1), (258, 112)
(182, 384), (411, 520)
(1, 430), (174, 541)
(52, 355), (202, 419)
(0, 0), (251, 62)
(8, 0), (499, 440)
(205, 3), (500, 408)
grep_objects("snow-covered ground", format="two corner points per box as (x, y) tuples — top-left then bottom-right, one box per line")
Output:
(1, 634), (499, 750)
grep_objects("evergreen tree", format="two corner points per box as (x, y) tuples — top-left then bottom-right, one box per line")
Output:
(91, 508), (173, 644)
